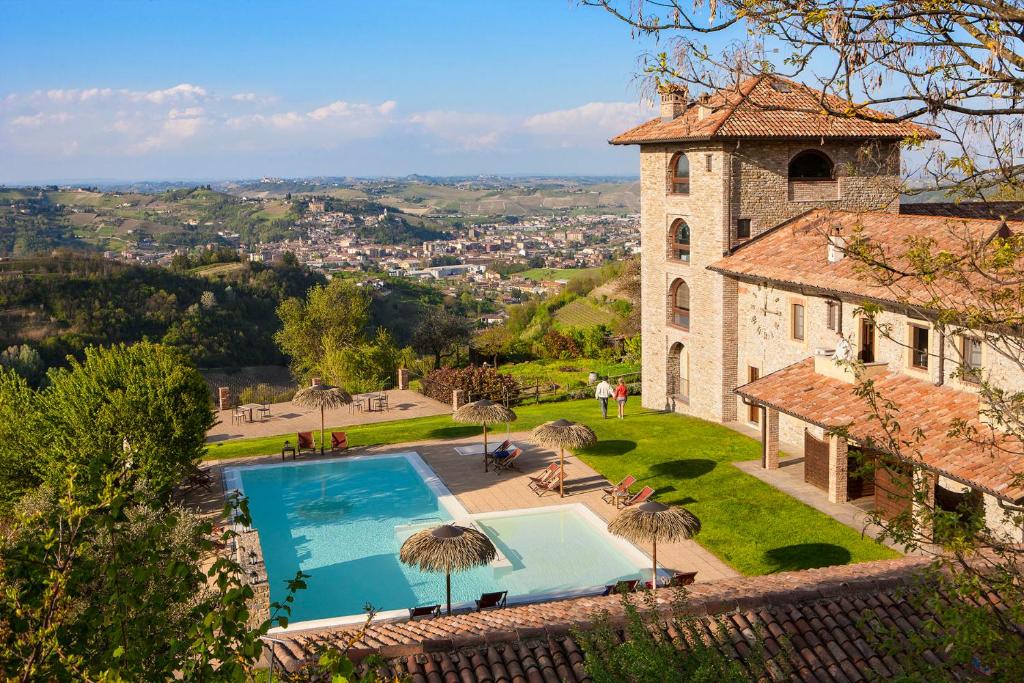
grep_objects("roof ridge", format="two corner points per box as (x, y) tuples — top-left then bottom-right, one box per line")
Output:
(706, 75), (765, 137)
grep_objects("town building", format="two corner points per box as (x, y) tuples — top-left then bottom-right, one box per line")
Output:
(612, 75), (1024, 540)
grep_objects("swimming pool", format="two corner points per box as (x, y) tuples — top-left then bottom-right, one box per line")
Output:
(225, 452), (650, 629)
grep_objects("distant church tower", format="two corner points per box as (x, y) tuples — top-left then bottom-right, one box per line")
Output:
(611, 76), (919, 423)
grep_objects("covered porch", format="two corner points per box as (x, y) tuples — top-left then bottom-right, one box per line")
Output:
(734, 356), (1024, 541)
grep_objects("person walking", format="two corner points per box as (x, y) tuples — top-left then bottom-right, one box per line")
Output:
(595, 377), (613, 419)
(614, 379), (628, 419)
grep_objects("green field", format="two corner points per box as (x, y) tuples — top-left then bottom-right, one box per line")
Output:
(205, 398), (897, 576)
(519, 267), (601, 282)
(552, 297), (620, 328)
(191, 262), (248, 277)
(498, 358), (639, 391)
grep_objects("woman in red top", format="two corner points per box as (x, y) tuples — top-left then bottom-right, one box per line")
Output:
(613, 380), (628, 419)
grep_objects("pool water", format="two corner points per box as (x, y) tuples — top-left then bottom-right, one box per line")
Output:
(231, 454), (645, 625)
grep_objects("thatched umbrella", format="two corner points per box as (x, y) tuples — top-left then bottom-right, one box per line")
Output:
(293, 383), (352, 454)
(399, 524), (497, 615)
(530, 419), (596, 498)
(608, 500), (701, 591)
(452, 399), (517, 471)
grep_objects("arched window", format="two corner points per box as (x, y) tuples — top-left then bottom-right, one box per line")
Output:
(669, 279), (690, 330)
(788, 150), (834, 180)
(669, 219), (690, 262)
(669, 153), (690, 194)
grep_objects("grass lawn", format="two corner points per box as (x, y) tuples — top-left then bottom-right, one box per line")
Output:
(518, 267), (601, 282)
(205, 399), (897, 576)
(498, 358), (639, 390)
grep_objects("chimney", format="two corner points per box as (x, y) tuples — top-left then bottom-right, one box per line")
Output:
(695, 94), (712, 120)
(660, 86), (687, 121)
(827, 226), (846, 264)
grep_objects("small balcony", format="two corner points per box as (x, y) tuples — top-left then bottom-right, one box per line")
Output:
(788, 179), (838, 202)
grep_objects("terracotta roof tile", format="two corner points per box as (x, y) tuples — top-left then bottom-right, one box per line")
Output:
(734, 358), (1024, 502)
(708, 208), (1024, 310)
(611, 76), (938, 145)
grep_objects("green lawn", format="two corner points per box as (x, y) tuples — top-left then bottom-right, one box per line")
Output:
(204, 399), (897, 575)
(518, 267), (601, 282)
(498, 358), (639, 390)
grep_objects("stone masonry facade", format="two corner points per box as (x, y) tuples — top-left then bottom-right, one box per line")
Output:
(639, 137), (902, 422)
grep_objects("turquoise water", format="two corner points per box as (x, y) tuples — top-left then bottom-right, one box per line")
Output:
(234, 455), (643, 624)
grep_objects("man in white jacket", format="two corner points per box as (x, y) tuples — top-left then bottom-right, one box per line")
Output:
(594, 377), (613, 419)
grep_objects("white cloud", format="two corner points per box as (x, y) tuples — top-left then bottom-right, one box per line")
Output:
(131, 83), (208, 104)
(524, 101), (652, 139)
(407, 110), (510, 150)
(10, 112), (71, 127)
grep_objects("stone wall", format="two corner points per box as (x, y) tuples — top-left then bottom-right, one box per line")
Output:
(639, 137), (902, 424)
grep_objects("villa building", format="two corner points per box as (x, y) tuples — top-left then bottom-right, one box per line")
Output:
(612, 75), (1024, 540)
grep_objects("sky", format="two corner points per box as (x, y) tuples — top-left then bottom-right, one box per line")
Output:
(0, 1), (670, 183)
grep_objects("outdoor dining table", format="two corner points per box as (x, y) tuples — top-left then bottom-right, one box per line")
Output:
(238, 403), (264, 422)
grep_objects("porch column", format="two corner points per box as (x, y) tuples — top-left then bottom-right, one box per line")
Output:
(765, 408), (780, 470)
(828, 435), (848, 504)
(912, 468), (937, 541)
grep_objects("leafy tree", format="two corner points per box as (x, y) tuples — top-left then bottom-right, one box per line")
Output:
(318, 328), (409, 393)
(411, 308), (472, 369)
(0, 344), (45, 386)
(275, 278), (372, 379)
(35, 342), (214, 502)
(473, 325), (516, 367)
(0, 368), (41, 507)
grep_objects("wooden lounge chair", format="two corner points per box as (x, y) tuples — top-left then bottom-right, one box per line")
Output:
(533, 473), (563, 497)
(601, 475), (636, 504)
(490, 438), (512, 455)
(297, 431), (316, 454)
(602, 579), (640, 596)
(527, 463), (560, 491)
(620, 486), (654, 508)
(475, 591), (507, 611)
(330, 431), (348, 451)
(492, 447), (522, 473)
(645, 571), (697, 590)
(408, 604), (441, 620)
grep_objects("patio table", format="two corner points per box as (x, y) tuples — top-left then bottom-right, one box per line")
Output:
(238, 403), (264, 423)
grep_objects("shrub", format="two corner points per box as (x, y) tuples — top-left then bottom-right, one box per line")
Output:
(539, 330), (582, 359)
(420, 366), (520, 404)
(238, 383), (296, 405)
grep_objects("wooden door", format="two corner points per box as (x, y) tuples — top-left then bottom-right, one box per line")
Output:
(747, 367), (760, 423)
(859, 318), (876, 363)
(803, 430), (829, 490)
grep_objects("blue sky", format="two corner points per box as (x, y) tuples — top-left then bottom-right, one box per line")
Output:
(0, 1), (668, 182)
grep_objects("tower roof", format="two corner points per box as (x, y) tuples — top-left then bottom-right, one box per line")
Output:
(610, 75), (939, 145)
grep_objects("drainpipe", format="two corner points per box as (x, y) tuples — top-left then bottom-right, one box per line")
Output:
(739, 396), (767, 467)
(935, 329), (946, 386)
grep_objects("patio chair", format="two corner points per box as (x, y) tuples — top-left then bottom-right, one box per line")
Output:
(492, 447), (522, 474)
(349, 397), (364, 414)
(377, 391), (389, 411)
(645, 571), (697, 590)
(533, 472), (563, 497)
(527, 463), (560, 491)
(490, 438), (512, 455)
(475, 591), (507, 611)
(602, 579), (640, 596)
(408, 604), (441, 620)
(231, 406), (245, 425)
(297, 432), (316, 454)
(601, 475), (636, 504)
(257, 404), (271, 420)
(330, 431), (348, 451)
(620, 486), (654, 508)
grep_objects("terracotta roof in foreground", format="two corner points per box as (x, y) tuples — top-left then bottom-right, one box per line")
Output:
(735, 358), (1024, 502)
(269, 556), (988, 681)
(707, 208), (1024, 309)
(611, 76), (939, 145)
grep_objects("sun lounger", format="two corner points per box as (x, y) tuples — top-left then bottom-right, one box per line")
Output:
(602, 579), (640, 596)
(644, 571), (697, 590)
(527, 463), (560, 491)
(620, 486), (654, 507)
(408, 604), (441, 619)
(533, 473), (563, 497)
(297, 431), (316, 454)
(601, 475), (636, 504)
(492, 447), (522, 473)
(330, 431), (348, 451)
(475, 591), (507, 611)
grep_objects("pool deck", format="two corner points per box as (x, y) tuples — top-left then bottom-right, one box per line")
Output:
(197, 431), (739, 585)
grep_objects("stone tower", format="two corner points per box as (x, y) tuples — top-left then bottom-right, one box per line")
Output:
(611, 76), (932, 423)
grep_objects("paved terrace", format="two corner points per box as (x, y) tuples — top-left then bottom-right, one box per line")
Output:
(205, 389), (451, 444)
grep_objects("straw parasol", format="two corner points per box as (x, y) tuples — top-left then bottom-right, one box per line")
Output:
(452, 399), (517, 471)
(399, 524), (497, 615)
(608, 500), (701, 591)
(293, 383), (352, 454)
(530, 418), (596, 497)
